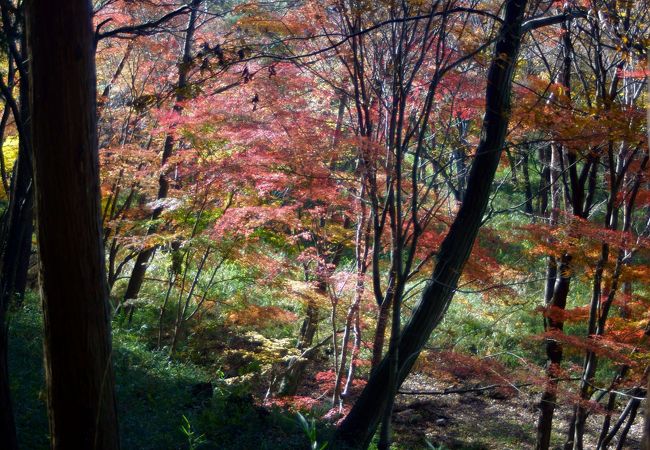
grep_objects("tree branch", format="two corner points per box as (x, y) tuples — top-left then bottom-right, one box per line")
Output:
(521, 8), (587, 34)
(96, 5), (191, 41)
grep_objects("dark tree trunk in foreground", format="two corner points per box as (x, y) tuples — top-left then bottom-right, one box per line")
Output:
(26, 0), (120, 448)
(331, 1), (528, 447)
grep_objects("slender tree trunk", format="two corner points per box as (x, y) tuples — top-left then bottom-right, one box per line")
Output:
(537, 146), (551, 215)
(11, 37), (35, 308)
(157, 271), (176, 349)
(601, 393), (638, 449)
(642, 375), (650, 450)
(170, 246), (210, 356)
(371, 285), (393, 371)
(334, 197), (369, 406)
(643, 40), (650, 450)
(0, 8), (33, 448)
(522, 150), (534, 215)
(570, 151), (647, 449)
(25, 1), (120, 447)
(536, 255), (572, 450)
(332, 1), (527, 444)
(615, 398), (640, 450)
(334, 307), (354, 406)
(596, 366), (629, 449)
(343, 308), (361, 395)
(537, 113), (571, 449)
(0, 127), (32, 450)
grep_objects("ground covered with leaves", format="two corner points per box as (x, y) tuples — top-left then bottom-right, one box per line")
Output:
(394, 374), (643, 450)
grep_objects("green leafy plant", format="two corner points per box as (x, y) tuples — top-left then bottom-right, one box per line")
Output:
(425, 439), (449, 450)
(180, 415), (206, 450)
(297, 412), (327, 450)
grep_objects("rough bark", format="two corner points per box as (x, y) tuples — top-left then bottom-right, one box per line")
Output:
(536, 253), (572, 450)
(331, 1), (528, 445)
(26, 0), (120, 448)
(536, 20), (574, 444)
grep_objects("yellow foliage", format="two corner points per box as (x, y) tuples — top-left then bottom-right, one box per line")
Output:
(0, 136), (19, 199)
(284, 279), (330, 308)
(226, 304), (298, 328)
(237, 17), (297, 35)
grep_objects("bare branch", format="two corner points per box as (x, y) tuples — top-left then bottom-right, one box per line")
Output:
(521, 8), (587, 34)
(96, 5), (191, 41)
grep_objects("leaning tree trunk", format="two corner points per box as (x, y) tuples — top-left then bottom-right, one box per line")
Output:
(26, 0), (120, 448)
(331, 1), (528, 446)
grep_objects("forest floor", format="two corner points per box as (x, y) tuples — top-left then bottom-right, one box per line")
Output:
(389, 373), (644, 449)
(7, 298), (645, 449)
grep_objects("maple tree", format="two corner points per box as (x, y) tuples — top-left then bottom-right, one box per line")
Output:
(0, 0), (648, 449)
(505, 1), (650, 448)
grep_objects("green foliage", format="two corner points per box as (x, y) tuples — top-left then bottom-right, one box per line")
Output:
(8, 294), (310, 450)
(180, 415), (207, 450)
(425, 440), (449, 450)
(7, 294), (49, 449)
(433, 292), (544, 367)
(297, 412), (328, 450)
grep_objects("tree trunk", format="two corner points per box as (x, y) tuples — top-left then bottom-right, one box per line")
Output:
(0, 8), (33, 448)
(536, 253), (572, 450)
(537, 90), (571, 448)
(331, 1), (527, 445)
(0, 135), (32, 450)
(522, 150), (534, 215)
(596, 366), (629, 449)
(642, 375), (650, 450)
(371, 291), (392, 371)
(615, 398), (640, 450)
(641, 36), (650, 450)
(26, 0), (120, 448)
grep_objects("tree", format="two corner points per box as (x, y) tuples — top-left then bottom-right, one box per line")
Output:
(120, 0), (202, 320)
(642, 54), (650, 450)
(25, 0), (120, 448)
(642, 377), (650, 450)
(0, 3), (35, 446)
(331, 0), (528, 446)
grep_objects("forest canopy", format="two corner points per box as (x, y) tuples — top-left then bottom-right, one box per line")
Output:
(0, 0), (649, 449)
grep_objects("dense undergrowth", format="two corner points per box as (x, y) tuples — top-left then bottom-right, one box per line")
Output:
(7, 293), (323, 450)
(8, 274), (644, 450)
